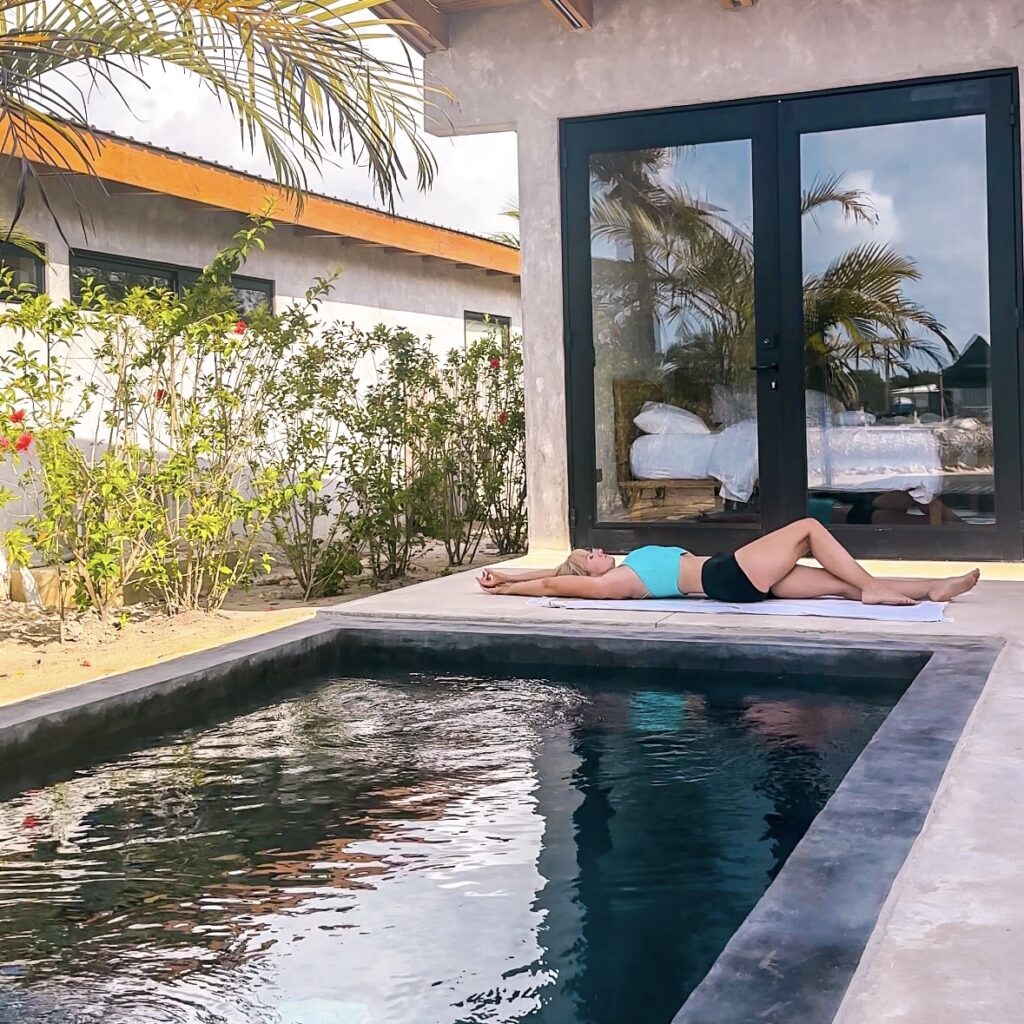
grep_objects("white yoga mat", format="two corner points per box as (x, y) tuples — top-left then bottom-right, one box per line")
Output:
(527, 596), (947, 622)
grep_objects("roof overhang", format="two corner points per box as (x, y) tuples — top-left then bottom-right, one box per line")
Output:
(379, 0), (757, 55)
(2, 122), (520, 278)
(380, 0), (594, 55)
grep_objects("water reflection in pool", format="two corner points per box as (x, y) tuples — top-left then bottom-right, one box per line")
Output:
(0, 670), (904, 1024)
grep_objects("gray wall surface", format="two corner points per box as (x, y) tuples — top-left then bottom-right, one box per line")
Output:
(4, 172), (520, 345)
(425, 0), (1023, 551)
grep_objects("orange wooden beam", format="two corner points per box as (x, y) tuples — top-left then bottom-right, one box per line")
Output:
(376, 0), (450, 53)
(4, 122), (520, 276)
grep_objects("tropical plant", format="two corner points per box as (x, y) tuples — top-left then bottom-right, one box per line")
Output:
(335, 324), (437, 581)
(0, 294), (161, 627)
(0, 218), (306, 618)
(267, 300), (365, 600)
(477, 329), (527, 555)
(590, 156), (954, 416)
(489, 197), (521, 249)
(421, 346), (489, 566)
(0, 0), (437, 231)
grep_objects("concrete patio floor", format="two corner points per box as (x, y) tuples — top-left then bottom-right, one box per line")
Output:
(323, 562), (1024, 1024)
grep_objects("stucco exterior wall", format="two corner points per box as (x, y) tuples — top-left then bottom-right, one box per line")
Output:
(0, 175), (520, 533)
(5, 175), (520, 346)
(425, 0), (1024, 550)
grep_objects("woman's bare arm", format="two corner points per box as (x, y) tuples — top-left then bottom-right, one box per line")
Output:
(479, 568), (640, 600)
(479, 567), (557, 586)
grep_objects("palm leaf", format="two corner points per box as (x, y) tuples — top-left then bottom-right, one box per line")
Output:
(0, 0), (440, 233)
(802, 172), (878, 226)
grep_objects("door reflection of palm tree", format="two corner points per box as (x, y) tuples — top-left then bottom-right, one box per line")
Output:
(591, 151), (957, 418)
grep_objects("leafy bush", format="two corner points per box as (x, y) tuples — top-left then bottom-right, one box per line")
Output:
(0, 218), (300, 617)
(422, 346), (488, 566)
(333, 325), (437, 581)
(0, 225), (530, 621)
(0, 298), (161, 624)
(476, 331), (528, 555)
(267, 304), (365, 599)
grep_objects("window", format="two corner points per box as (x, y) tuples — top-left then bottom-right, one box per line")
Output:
(0, 242), (45, 297)
(70, 251), (273, 315)
(465, 310), (511, 345)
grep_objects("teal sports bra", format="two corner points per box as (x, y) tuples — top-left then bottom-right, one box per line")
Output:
(623, 545), (688, 598)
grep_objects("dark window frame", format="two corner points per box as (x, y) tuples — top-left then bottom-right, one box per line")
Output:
(69, 249), (274, 314)
(465, 310), (512, 344)
(0, 241), (45, 297)
(561, 68), (1023, 561)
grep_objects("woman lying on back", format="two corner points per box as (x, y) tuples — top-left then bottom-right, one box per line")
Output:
(478, 518), (980, 606)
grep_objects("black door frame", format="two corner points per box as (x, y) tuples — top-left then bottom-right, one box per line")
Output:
(561, 69), (1024, 560)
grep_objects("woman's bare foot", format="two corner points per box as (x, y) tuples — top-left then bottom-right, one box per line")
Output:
(861, 585), (918, 606)
(928, 569), (981, 603)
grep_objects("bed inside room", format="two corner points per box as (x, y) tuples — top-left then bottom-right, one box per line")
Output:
(607, 378), (994, 527)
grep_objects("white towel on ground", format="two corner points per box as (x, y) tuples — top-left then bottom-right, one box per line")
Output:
(527, 596), (947, 622)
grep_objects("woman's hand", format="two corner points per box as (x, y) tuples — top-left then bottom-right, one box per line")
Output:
(479, 569), (513, 587)
(478, 570), (508, 594)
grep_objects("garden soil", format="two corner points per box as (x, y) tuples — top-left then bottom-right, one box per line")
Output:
(0, 542), (503, 707)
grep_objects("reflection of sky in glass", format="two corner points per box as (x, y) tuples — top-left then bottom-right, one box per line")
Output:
(590, 142), (753, 261)
(590, 142), (753, 352)
(662, 142), (754, 231)
(802, 115), (989, 362)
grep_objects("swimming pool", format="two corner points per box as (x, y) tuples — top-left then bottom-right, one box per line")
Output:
(0, 622), (1000, 1024)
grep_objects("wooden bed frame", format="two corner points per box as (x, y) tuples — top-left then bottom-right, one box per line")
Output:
(612, 379), (718, 511)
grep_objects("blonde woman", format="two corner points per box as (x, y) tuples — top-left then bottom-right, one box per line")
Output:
(478, 518), (980, 606)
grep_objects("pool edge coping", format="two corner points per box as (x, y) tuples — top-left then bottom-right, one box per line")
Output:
(670, 635), (1005, 1024)
(0, 613), (1005, 1024)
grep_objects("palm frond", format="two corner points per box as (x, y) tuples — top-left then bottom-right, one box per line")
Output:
(0, 0), (440, 232)
(0, 219), (46, 261)
(802, 172), (878, 226)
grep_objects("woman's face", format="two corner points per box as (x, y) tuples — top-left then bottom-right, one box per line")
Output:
(583, 547), (616, 576)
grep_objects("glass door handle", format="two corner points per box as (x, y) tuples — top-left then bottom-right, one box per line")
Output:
(749, 362), (779, 372)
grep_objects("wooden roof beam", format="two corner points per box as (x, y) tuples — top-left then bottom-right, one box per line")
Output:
(376, 1), (450, 53)
(538, 0), (593, 30)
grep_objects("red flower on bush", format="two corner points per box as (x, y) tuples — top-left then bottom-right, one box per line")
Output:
(233, 320), (248, 335)
(15, 433), (32, 453)
(497, 411), (509, 424)
(488, 357), (501, 370)
(9, 409), (25, 424)
(0, 437), (8, 451)
(155, 388), (167, 403)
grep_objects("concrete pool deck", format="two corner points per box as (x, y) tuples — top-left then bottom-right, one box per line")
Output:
(321, 562), (1024, 1024)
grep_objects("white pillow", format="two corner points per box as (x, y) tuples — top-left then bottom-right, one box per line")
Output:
(633, 402), (710, 435)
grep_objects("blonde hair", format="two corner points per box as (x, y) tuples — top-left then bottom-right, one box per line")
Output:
(555, 549), (591, 577)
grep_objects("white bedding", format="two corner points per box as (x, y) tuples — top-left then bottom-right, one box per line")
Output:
(630, 432), (718, 480)
(630, 421), (944, 503)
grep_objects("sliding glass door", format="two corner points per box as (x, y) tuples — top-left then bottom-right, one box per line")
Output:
(562, 71), (1022, 559)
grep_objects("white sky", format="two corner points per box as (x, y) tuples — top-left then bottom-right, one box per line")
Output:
(65, 34), (519, 240)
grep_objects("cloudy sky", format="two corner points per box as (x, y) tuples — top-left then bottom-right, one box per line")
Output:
(642, 115), (988, 365)
(67, 30), (519, 240)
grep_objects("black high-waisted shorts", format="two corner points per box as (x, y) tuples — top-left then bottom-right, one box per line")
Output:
(701, 552), (770, 603)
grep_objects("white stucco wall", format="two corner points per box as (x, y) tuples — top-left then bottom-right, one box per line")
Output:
(424, 0), (1024, 551)
(3, 174), (520, 347)
(0, 173), (520, 533)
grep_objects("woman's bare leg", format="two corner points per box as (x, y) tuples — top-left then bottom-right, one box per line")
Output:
(769, 564), (981, 602)
(732, 518), (976, 605)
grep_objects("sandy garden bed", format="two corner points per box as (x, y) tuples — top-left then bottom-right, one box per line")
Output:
(0, 542), (503, 707)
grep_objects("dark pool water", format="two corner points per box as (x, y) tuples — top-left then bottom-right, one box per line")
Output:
(0, 669), (906, 1024)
